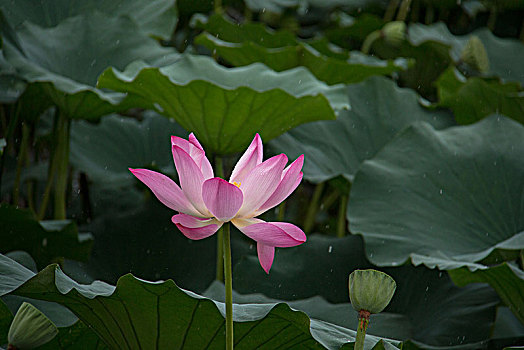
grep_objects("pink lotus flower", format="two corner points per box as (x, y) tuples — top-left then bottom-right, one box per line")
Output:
(130, 133), (306, 273)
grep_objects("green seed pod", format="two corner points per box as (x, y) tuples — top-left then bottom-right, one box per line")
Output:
(8, 302), (58, 349)
(460, 36), (489, 73)
(382, 21), (406, 47)
(348, 269), (396, 314)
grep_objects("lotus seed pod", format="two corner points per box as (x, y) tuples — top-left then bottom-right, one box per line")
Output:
(382, 21), (406, 46)
(348, 269), (396, 314)
(460, 36), (489, 73)
(8, 302), (58, 349)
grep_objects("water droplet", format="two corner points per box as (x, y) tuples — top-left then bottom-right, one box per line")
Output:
(439, 189), (443, 195)
(328, 246), (332, 253)
(153, 103), (164, 112)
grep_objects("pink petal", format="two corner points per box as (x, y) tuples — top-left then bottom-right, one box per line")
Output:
(188, 133), (204, 150)
(202, 178), (243, 222)
(232, 218), (306, 247)
(172, 214), (221, 240)
(129, 168), (202, 217)
(189, 133), (214, 179)
(236, 154), (288, 217)
(255, 155), (304, 215)
(172, 135), (213, 179)
(257, 243), (275, 274)
(172, 145), (210, 216)
(229, 134), (263, 184)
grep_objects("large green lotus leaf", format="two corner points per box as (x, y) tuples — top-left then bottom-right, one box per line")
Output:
(98, 54), (347, 155)
(0, 204), (93, 269)
(70, 112), (188, 183)
(0, 0), (176, 39)
(408, 23), (524, 86)
(436, 67), (524, 125)
(1, 252), (79, 330)
(196, 33), (407, 85)
(0, 255), (399, 350)
(204, 280), (412, 341)
(2, 12), (177, 119)
(192, 15), (407, 85)
(348, 115), (524, 269)
(372, 37), (452, 100)
(0, 52), (20, 101)
(191, 13), (298, 47)
(269, 76), (454, 183)
(449, 263), (524, 325)
(0, 255), (102, 349)
(244, 0), (388, 13)
(324, 13), (384, 49)
(38, 321), (108, 350)
(233, 234), (499, 348)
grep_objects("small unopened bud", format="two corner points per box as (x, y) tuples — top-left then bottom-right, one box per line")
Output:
(460, 36), (489, 73)
(382, 21), (406, 47)
(348, 269), (396, 314)
(8, 302), (58, 349)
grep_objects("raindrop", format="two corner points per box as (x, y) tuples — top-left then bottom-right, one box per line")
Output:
(90, 59), (97, 67)
(153, 103), (164, 112)
(425, 286), (429, 292)
(298, 80), (302, 84)
(439, 189), (443, 195)
(328, 246), (333, 253)
(115, 39), (120, 45)
(42, 238), (48, 247)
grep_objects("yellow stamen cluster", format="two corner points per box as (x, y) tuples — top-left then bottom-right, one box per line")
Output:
(232, 182), (241, 188)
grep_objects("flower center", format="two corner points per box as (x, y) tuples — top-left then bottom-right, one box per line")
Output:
(232, 181), (241, 188)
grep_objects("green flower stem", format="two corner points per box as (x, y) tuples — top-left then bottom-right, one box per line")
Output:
(215, 156), (225, 282)
(384, 0), (400, 21)
(336, 194), (348, 238)
(361, 30), (382, 55)
(396, 0), (412, 21)
(487, 6), (497, 32)
(304, 182), (325, 234)
(355, 310), (370, 350)
(53, 112), (70, 220)
(321, 189), (340, 213)
(214, 0), (223, 14)
(13, 123), (30, 206)
(223, 222), (234, 350)
(425, 5), (434, 24)
(277, 202), (286, 221)
(37, 151), (58, 220)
